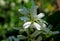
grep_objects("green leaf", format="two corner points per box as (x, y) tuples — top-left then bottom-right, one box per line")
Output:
(19, 6), (28, 15)
(31, 30), (41, 37)
(31, 39), (36, 41)
(1, 40), (6, 41)
(17, 35), (27, 39)
(20, 16), (30, 21)
(51, 31), (59, 34)
(36, 36), (42, 41)
(45, 34), (52, 38)
(43, 28), (50, 33)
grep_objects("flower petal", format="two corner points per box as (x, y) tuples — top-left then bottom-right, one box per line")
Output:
(23, 22), (31, 29)
(33, 22), (41, 30)
(42, 23), (46, 28)
(37, 13), (45, 18)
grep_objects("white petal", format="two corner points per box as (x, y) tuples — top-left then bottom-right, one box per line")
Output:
(23, 22), (31, 29)
(42, 23), (46, 28)
(37, 13), (45, 18)
(33, 22), (41, 30)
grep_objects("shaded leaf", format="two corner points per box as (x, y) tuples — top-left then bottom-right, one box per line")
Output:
(20, 16), (30, 21)
(17, 35), (27, 39)
(31, 30), (41, 37)
(51, 31), (59, 34)
(36, 36), (42, 41)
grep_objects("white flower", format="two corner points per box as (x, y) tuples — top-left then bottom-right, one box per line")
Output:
(0, 0), (5, 6)
(37, 13), (45, 18)
(23, 22), (41, 30)
(22, 13), (46, 30)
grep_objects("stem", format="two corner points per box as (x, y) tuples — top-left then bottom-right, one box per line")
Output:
(26, 29), (31, 41)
